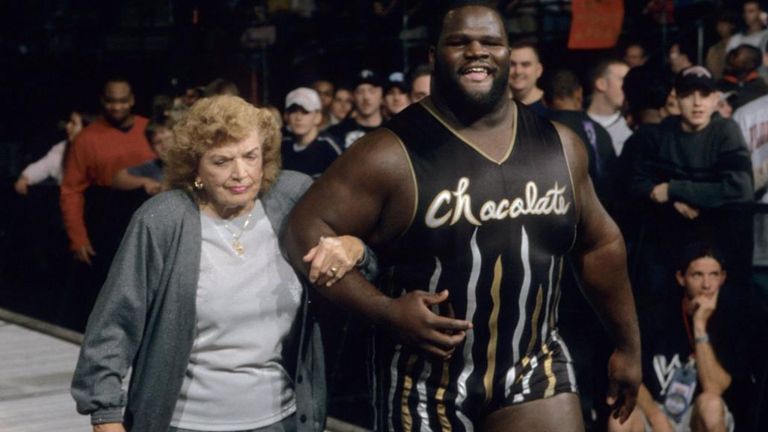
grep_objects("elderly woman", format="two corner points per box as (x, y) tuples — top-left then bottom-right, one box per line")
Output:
(71, 96), (372, 432)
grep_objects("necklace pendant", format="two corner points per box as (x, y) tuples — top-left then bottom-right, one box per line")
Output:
(233, 240), (245, 256)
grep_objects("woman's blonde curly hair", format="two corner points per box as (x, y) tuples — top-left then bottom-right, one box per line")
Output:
(165, 95), (281, 201)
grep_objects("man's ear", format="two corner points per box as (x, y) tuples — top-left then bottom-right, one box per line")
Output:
(595, 77), (607, 93)
(675, 270), (685, 287)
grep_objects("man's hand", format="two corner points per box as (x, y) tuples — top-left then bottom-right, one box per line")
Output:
(650, 183), (669, 203)
(692, 291), (718, 328)
(14, 175), (29, 195)
(606, 347), (641, 424)
(673, 201), (699, 219)
(74, 245), (96, 265)
(142, 179), (162, 196)
(383, 290), (472, 359)
(93, 423), (125, 432)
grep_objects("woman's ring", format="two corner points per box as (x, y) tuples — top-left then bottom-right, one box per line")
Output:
(330, 266), (339, 276)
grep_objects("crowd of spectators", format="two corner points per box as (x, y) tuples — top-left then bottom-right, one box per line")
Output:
(7, 1), (768, 430)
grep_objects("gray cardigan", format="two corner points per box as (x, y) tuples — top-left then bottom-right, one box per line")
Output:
(71, 170), (326, 432)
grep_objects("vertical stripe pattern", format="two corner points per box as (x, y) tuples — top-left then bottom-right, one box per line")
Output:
(483, 256), (503, 403)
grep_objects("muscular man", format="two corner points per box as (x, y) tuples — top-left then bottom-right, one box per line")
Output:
(284, 3), (640, 430)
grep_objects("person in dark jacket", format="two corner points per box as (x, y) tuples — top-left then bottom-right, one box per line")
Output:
(629, 66), (753, 306)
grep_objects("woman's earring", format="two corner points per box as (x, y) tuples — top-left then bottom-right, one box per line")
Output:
(194, 179), (204, 190)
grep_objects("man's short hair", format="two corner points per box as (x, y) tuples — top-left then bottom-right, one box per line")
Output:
(145, 114), (174, 143)
(103, 77), (132, 94)
(728, 44), (763, 71)
(509, 39), (541, 60)
(623, 64), (670, 115)
(587, 58), (626, 93)
(676, 242), (727, 274)
(429, 1), (503, 46)
(410, 64), (432, 83)
(543, 69), (581, 105)
(671, 36), (698, 64)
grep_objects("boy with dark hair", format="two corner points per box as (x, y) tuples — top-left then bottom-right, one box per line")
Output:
(608, 243), (736, 432)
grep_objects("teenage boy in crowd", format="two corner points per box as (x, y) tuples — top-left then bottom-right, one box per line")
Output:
(281, 87), (342, 178)
(608, 243), (736, 432)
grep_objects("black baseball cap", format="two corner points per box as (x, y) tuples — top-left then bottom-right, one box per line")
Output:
(353, 69), (383, 89)
(674, 65), (717, 95)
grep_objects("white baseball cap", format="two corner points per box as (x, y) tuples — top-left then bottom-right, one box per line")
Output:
(285, 87), (321, 111)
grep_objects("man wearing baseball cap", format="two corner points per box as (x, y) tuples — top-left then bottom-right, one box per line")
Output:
(628, 64), (753, 304)
(382, 71), (411, 119)
(327, 69), (384, 150)
(281, 87), (342, 178)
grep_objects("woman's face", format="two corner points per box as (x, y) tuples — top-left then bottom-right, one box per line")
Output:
(66, 112), (83, 142)
(197, 131), (263, 218)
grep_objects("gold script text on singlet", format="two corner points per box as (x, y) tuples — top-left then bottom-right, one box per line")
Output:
(424, 177), (571, 228)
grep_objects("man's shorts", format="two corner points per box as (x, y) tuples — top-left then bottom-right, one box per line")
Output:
(383, 331), (578, 431)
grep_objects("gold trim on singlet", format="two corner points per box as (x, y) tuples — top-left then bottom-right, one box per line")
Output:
(382, 128), (419, 238)
(484, 255), (504, 403)
(435, 360), (452, 432)
(542, 343), (557, 398)
(419, 98), (517, 166)
(401, 354), (418, 432)
(525, 285), (545, 356)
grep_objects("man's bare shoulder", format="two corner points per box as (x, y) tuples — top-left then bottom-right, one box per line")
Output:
(551, 120), (588, 178)
(326, 127), (412, 186)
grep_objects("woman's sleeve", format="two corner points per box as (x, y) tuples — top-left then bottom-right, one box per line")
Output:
(70, 209), (163, 424)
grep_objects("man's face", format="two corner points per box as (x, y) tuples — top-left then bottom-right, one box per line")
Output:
(102, 81), (134, 125)
(331, 89), (353, 120)
(508, 47), (542, 94)
(353, 84), (383, 118)
(624, 45), (646, 68)
(313, 80), (334, 111)
(676, 257), (726, 302)
(287, 107), (322, 137)
(432, 6), (510, 113)
(744, 2), (762, 28)
(384, 87), (411, 115)
(677, 89), (718, 132)
(601, 63), (629, 111)
(150, 126), (174, 160)
(668, 44), (690, 74)
(411, 75), (431, 102)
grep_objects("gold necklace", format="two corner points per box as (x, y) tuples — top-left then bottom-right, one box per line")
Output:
(221, 209), (254, 256)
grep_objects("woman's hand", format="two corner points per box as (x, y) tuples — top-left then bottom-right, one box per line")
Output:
(93, 423), (126, 432)
(303, 235), (365, 286)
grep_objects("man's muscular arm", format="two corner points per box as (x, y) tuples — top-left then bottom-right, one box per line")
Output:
(283, 129), (472, 358)
(556, 123), (641, 423)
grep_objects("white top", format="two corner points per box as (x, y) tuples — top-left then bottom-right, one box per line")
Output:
(726, 29), (768, 52)
(732, 95), (768, 265)
(171, 200), (303, 430)
(587, 112), (632, 156)
(21, 140), (65, 184)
